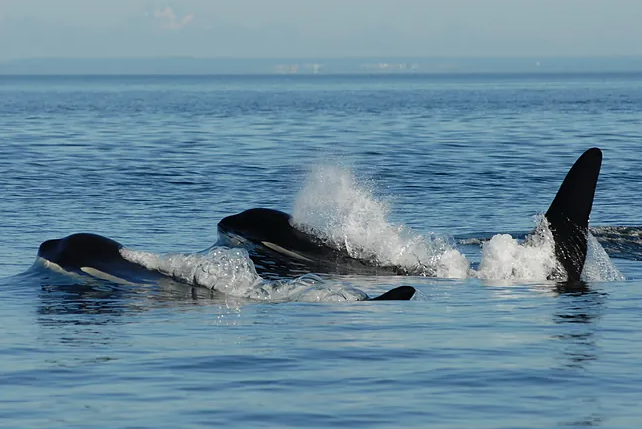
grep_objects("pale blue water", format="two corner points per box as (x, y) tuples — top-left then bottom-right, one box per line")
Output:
(1, 73), (642, 428)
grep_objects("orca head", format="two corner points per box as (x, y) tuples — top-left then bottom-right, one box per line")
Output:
(218, 208), (294, 244)
(38, 233), (125, 272)
(217, 208), (326, 260)
(543, 147), (602, 282)
(37, 233), (162, 284)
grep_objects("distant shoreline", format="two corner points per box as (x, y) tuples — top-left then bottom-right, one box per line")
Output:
(2, 56), (642, 75)
(2, 72), (642, 79)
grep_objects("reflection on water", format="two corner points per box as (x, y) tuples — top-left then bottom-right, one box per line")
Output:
(24, 265), (247, 350)
(553, 281), (607, 427)
(553, 284), (604, 370)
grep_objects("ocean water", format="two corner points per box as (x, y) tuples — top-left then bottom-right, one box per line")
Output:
(1, 73), (642, 428)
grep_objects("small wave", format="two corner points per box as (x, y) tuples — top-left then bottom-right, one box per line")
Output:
(291, 165), (470, 278)
(120, 247), (372, 302)
(592, 226), (642, 240)
(591, 226), (642, 261)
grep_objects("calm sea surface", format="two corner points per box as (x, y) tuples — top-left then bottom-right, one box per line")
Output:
(1, 73), (642, 428)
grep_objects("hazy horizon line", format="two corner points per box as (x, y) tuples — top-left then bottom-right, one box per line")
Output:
(4, 54), (642, 61)
(3, 56), (642, 75)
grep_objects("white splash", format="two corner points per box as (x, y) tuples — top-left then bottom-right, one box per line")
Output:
(475, 217), (561, 281)
(474, 216), (625, 282)
(291, 165), (469, 278)
(120, 246), (371, 302)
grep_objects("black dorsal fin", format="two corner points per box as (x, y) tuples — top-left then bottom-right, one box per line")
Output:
(369, 286), (416, 301)
(545, 148), (602, 281)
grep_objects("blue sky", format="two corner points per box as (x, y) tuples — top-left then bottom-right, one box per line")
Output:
(0, 0), (641, 59)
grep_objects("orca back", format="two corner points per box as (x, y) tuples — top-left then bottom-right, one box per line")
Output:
(369, 286), (416, 301)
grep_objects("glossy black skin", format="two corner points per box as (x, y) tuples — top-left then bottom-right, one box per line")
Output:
(370, 285), (415, 300)
(37, 233), (162, 282)
(543, 147), (602, 282)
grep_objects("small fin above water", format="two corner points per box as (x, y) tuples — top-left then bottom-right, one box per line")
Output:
(545, 147), (602, 281)
(369, 285), (416, 301)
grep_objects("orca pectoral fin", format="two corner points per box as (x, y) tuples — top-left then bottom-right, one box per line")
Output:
(80, 267), (135, 285)
(544, 147), (602, 281)
(369, 286), (416, 301)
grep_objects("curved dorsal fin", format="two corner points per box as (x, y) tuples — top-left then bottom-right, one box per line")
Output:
(545, 148), (602, 281)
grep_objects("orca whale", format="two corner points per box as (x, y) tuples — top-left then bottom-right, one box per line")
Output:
(37, 233), (163, 284)
(36, 233), (416, 301)
(218, 147), (603, 282)
(216, 208), (406, 277)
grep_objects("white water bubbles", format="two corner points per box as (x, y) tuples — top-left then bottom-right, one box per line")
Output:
(291, 165), (470, 278)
